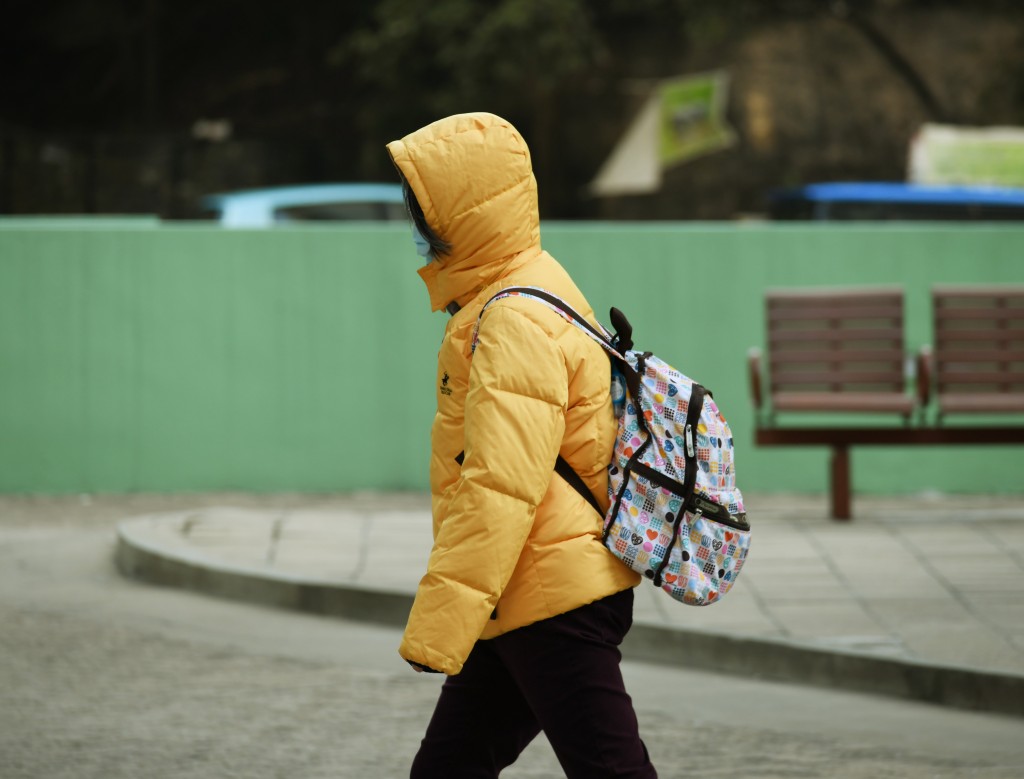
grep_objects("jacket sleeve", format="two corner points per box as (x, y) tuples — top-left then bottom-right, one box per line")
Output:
(399, 305), (567, 675)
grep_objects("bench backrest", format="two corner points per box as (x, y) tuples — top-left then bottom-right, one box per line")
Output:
(932, 286), (1024, 396)
(766, 287), (906, 400)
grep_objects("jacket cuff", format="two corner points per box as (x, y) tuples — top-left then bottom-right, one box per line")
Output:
(407, 660), (442, 674)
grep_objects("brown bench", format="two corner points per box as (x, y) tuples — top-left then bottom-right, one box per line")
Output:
(748, 287), (917, 519)
(750, 286), (914, 419)
(749, 285), (1024, 521)
(918, 285), (1024, 418)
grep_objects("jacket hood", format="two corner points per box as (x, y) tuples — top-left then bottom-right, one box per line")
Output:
(387, 113), (541, 312)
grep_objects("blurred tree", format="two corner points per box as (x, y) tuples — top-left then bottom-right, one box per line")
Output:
(2, 0), (1022, 217)
(329, 0), (608, 189)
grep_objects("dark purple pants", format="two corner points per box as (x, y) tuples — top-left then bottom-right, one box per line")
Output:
(410, 588), (657, 778)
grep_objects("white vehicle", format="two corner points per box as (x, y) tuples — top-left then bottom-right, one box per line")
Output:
(202, 183), (406, 227)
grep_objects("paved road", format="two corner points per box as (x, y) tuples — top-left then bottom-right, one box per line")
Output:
(2, 498), (1023, 778)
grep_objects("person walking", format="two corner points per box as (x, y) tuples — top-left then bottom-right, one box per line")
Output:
(387, 112), (657, 779)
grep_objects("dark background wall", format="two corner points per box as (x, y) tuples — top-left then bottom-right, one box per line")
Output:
(2, 0), (1023, 220)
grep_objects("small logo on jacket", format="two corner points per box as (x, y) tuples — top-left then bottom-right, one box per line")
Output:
(440, 372), (452, 396)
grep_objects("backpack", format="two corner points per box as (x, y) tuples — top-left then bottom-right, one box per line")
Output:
(475, 287), (751, 606)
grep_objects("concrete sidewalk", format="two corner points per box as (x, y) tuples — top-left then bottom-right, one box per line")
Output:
(115, 492), (1024, 717)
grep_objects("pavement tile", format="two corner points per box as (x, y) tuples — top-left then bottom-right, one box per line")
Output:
(742, 576), (849, 603)
(277, 515), (363, 538)
(178, 536), (271, 552)
(275, 525), (358, 541)
(814, 555), (902, 574)
(893, 526), (1004, 548)
(270, 549), (361, 575)
(183, 521), (276, 543)
(958, 600), (1024, 630)
(814, 536), (913, 554)
(179, 527), (270, 546)
(274, 534), (357, 552)
(807, 634), (906, 657)
(827, 556), (945, 585)
(208, 549), (276, 565)
(916, 548), (1019, 564)
(866, 598), (974, 627)
(846, 580), (953, 602)
(183, 511), (279, 527)
(741, 536), (821, 559)
(272, 563), (362, 582)
(955, 578), (1024, 598)
(365, 514), (433, 546)
(898, 625), (1024, 675)
(675, 603), (782, 636)
(745, 550), (824, 566)
(383, 552), (431, 574)
(765, 601), (888, 640)
(770, 601), (888, 642)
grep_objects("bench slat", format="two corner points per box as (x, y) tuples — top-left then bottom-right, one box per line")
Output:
(936, 335), (1024, 349)
(936, 351), (1024, 363)
(766, 349), (904, 362)
(767, 288), (902, 302)
(757, 425), (1024, 445)
(768, 305), (903, 322)
(768, 287), (904, 295)
(935, 308), (1024, 322)
(772, 392), (915, 413)
(771, 369), (904, 385)
(933, 284), (1024, 298)
(938, 371), (1024, 384)
(939, 393), (1024, 413)
(770, 328), (903, 344)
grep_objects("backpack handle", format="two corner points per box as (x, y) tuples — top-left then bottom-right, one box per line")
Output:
(609, 307), (633, 352)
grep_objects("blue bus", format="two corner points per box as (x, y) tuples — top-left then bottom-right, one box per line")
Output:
(769, 182), (1024, 221)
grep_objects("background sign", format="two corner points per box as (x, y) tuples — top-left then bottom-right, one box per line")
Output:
(659, 71), (736, 166)
(909, 124), (1024, 188)
(590, 70), (736, 197)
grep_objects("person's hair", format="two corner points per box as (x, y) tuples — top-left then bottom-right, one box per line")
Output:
(402, 179), (451, 260)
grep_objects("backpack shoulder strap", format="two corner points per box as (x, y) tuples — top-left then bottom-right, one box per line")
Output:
(554, 455), (603, 516)
(474, 286), (624, 360)
(473, 285), (611, 517)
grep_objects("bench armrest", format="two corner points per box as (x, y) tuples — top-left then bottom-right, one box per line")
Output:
(916, 345), (933, 408)
(748, 347), (764, 412)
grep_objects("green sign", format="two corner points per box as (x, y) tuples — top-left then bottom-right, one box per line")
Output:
(911, 124), (1024, 188)
(659, 71), (736, 166)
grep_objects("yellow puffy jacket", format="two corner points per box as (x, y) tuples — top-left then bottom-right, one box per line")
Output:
(387, 113), (639, 676)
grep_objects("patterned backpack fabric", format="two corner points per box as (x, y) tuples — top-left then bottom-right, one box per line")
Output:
(475, 287), (751, 606)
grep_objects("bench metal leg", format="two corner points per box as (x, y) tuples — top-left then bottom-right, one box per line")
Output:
(830, 445), (851, 521)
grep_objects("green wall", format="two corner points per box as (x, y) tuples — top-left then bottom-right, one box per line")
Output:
(1, 221), (1022, 495)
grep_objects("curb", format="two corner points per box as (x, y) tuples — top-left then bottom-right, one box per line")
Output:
(115, 518), (1024, 719)
(114, 518), (414, 629)
(622, 625), (1024, 718)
